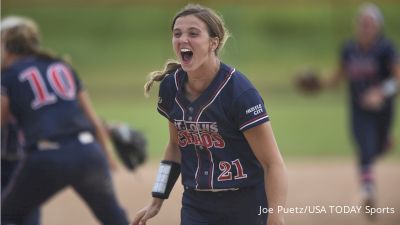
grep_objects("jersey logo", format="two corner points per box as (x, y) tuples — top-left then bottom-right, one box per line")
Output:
(245, 104), (264, 116)
(174, 121), (225, 149)
(19, 63), (77, 110)
(346, 56), (378, 80)
(217, 159), (248, 182)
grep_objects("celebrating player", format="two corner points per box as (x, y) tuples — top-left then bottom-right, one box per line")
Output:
(132, 4), (287, 225)
(1, 16), (129, 225)
(299, 3), (399, 209)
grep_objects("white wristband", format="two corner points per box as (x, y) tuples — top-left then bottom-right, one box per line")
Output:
(152, 163), (172, 194)
(152, 160), (180, 199)
(381, 78), (398, 97)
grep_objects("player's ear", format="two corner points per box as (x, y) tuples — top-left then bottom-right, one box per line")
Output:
(209, 37), (219, 53)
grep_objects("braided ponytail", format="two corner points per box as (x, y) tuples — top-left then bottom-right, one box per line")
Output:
(144, 59), (181, 97)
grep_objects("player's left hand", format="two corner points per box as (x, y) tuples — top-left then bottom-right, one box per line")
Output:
(294, 70), (322, 95)
(266, 214), (284, 225)
(131, 198), (163, 225)
(362, 86), (385, 110)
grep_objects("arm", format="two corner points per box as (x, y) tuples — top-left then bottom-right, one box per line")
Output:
(362, 58), (400, 110)
(243, 122), (288, 225)
(77, 91), (117, 169)
(321, 66), (345, 89)
(1, 95), (10, 128)
(394, 60), (400, 82)
(1, 95), (10, 127)
(131, 122), (181, 225)
(384, 59), (400, 91)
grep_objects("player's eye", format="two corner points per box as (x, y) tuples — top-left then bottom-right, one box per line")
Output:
(173, 32), (181, 38)
(189, 32), (199, 37)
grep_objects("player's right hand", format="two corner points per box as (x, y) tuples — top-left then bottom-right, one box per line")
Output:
(361, 86), (385, 111)
(131, 198), (164, 225)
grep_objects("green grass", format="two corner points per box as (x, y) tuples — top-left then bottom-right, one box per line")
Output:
(2, 5), (400, 159)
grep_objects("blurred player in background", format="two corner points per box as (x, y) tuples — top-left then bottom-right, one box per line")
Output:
(319, 3), (399, 209)
(1, 119), (40, 225)
(1, 16), (129, 225)
(132, 4), (287, 225)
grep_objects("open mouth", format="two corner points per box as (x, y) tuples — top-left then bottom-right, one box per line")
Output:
(180, 48), (193, 63)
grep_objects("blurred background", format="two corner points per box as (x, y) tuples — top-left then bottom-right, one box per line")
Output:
(2, 0), (399, 224)
(2, 0), (399, 159)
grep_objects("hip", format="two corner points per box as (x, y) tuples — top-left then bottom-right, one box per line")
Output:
(181, 184), (267, 225)
(182, 183), (267, 209)
(27, 131), (97, 152)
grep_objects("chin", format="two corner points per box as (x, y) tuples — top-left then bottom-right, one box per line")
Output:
(181, 63), (196, 72)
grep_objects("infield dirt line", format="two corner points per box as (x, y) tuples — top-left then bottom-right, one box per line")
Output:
(42, 159), (400, 225)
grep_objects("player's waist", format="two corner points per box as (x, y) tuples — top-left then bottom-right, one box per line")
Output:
(29, 131), (95, 151)
(184, 185), (257, 193)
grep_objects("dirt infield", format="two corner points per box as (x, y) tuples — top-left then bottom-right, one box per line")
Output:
(42, 159), (400, 225)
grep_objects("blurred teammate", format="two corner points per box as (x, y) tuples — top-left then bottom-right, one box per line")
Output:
(132, 4), (287, 225)
(1, 119), (40, 225)
(1, 16), (129, 225)
(320, 3), (399, 208)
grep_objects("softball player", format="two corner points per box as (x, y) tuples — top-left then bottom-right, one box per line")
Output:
(321, 3), (399, 208)
(132, 4), (287, 225)
(0, 16), (128, 225)
(1, 119), (40, 225)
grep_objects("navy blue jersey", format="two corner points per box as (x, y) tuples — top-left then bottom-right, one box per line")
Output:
(341, 36), (398, 110)
(157, 62), (269, 190)
(1, 119), (24, 160)
(1, 56), (93, 148)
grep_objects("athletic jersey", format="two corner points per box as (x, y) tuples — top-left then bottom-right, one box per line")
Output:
(157, 62), (269, 190)
(340, 36), (398, 111)
(1, 119), (24, 160)
(1, 56), (93, 149)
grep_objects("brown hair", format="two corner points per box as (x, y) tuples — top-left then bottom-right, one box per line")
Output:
(1, 16), (56, 60)
(144, 4), (230, 96)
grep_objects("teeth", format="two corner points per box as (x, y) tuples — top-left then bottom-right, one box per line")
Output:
(181, 48), (191, 52)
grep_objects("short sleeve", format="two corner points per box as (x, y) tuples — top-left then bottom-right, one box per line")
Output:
(233, 89), (269, 132)
(383, 41), (398, 68)
(339, 42), (350, 67)
(72, 70), (83, 92)
(157, 75), (175, 121)
(63, 63), (83, 92)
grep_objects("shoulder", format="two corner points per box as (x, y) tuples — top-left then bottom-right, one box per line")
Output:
(159, 69), (180, 94)
(37, 57), (72, 69)
(377, 37), (397, 52)
(378, 36), (396, 47)
(1, 67), (18, 79)
(46, 59), (78, 74)
(341, 39), (357, 52)
(224, 65), (257, 98)
(158, 69), (182, 107)
(1, 64), (21, 86)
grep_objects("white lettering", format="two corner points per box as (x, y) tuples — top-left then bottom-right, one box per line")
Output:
(245, 104), (263, 115)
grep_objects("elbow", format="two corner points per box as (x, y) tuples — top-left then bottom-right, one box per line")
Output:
(262, 158), (286, 175)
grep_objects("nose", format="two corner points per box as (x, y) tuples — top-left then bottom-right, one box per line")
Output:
(178, 33), (189, 44)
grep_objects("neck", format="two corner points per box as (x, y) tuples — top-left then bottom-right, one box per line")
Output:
(357, 35), (379, 51)
(186, 58), (220, 94)
(3, 53), (25, 69)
